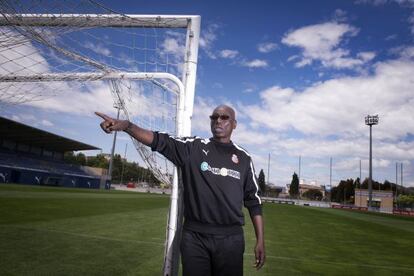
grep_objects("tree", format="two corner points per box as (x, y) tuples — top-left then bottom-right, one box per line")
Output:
(383, 180), (392, 190)
(330, 178), (355, 203)
(258, 169), (266, 196)
(64, 151), (86, 166)
(289, 172), (299, 198)
(302, 189), (323, 201)
(361, 177), (381, 190)
(267, 186), (282, 198)
(75, 152), (86, 166)
(65, 152), (161, 187)
(354, 177), (361, 189)
(86, 154), (108, 168)
(64, 151), (76, 163)
(397, 195), (414, 209)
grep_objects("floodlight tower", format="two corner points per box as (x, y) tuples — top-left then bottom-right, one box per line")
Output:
(365, 114), (379, 210)
(108, 99), (124, 189)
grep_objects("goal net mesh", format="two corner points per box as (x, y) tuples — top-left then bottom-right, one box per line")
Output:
(0, 0), (190, 186)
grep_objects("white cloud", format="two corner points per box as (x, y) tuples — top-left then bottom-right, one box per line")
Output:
(158, 33), (187, 76)
(243, 59), (414, 141)
(232, 123), (278, 147)
(257, 42), (278, 53)
(242, 82), (258, 93)
(333, 9), (348, 22)
(0, 30), (49, 76)
(409, 12), (414, 33)
(212, 82), (224, 89)
(7, 113), (53, 128)
(233, 56), (414, 186)
(161, 38), (185, 56)
(219, 49), (239, 59)
(355, 0), (388, 5)
(191, 97), (216, 134)
(23, 81), (115, 116)
(391, 45), (414, 58)
(357, 51), (376, 62)
(282, 22), (376, 69)
(199, 23), (220, 59)
(16, 80), (173, 130)
(0, 30), (52, 105)
(356, 0), (414, 6)
(385, 34), (398, 41)
(10, 114), (36, 124)
(41, 119), (53, 127)
(84, 41), (111, 56)
(241, 59), (269, 68)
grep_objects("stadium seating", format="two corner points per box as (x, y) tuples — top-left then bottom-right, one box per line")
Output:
(0, 149), (100, 188)
(0, 149), (89, 176)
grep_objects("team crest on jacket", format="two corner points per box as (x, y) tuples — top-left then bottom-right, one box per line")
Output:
(231, 154), (239, 164)
(200, 161), (209, 171)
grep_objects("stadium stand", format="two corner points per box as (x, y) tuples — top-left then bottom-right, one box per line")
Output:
(0, 116), (104, 188)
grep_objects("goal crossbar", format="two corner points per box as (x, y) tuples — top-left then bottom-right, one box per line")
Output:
(0, 13), (199, 28)
(0, 72), (183, 94)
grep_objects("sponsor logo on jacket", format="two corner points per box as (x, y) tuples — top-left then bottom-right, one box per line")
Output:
(200, 161), (240, 180)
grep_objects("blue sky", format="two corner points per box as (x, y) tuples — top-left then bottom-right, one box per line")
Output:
(1, 0), (414, 188)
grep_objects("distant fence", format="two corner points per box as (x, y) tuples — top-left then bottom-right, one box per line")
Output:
(331, 204), (414, 216)
(332, 205), (368, 211)
(262, 198), (295, 205)
(262, 197), (330, 208)
(393, 210), (414, 217)
(112, 184), (171, 195)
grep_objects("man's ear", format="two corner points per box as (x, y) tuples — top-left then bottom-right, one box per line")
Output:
(233, 119), (237, 130)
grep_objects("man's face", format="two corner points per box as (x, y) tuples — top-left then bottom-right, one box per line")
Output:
(210, 106), (237, 141)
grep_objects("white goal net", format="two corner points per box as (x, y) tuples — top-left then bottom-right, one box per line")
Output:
(0, 1), (200, 275)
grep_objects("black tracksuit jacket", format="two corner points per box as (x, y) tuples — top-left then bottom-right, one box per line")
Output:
(150, 132), (262, 235)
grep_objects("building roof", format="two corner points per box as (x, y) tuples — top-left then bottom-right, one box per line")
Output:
(299, 184), (324, 190)
(0, 116), (100, 152)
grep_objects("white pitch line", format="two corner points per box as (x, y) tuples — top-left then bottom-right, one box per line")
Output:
(245, 254), (414, 271)
(2, 225), (164, 246)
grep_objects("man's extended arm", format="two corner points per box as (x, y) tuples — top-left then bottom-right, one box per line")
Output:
(95, 112), (153, 146)
(251, 214), (265, 270)
(96, 112), (192, 166)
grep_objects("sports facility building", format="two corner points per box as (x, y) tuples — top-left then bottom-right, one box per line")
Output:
(354, 189), (393, 213)
(0, 116), (105, 188)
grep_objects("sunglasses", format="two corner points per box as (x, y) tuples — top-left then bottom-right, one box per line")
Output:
(209, 114), (230, 121)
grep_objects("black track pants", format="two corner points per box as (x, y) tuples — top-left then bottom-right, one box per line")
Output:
(180, 229), (245, 276)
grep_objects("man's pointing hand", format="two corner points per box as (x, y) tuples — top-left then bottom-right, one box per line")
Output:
(95, 112), (130, 133)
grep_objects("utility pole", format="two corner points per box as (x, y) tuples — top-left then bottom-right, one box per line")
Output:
(108, 99), (124, 189)
(120, 143), (128, 185)
(395, 162), (398, 201)
(365, 114), (379, 211)
(267, 153), (271, 186)
(329, 157), (332, 203)
(401, 162), (403, 195)
(298, 155), (301, 183)
(359, 159), (362, 207)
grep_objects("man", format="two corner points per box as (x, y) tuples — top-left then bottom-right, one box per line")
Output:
(96, 104), (265, 275)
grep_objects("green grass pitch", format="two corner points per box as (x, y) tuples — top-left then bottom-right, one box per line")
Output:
(1, 184), (413, 275)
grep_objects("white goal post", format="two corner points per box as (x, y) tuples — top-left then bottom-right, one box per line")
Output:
(0, 12), (200, 276)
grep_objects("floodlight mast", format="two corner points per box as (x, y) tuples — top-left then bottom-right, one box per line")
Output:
(365, 114), (379, 211)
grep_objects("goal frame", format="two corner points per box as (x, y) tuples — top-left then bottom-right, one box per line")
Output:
(0, 13), (201, 276)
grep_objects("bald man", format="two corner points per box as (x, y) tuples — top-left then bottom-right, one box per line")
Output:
(96, 105), (265, 276)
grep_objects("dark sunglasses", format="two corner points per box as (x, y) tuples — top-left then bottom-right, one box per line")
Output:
(209, 114), (230, 121)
